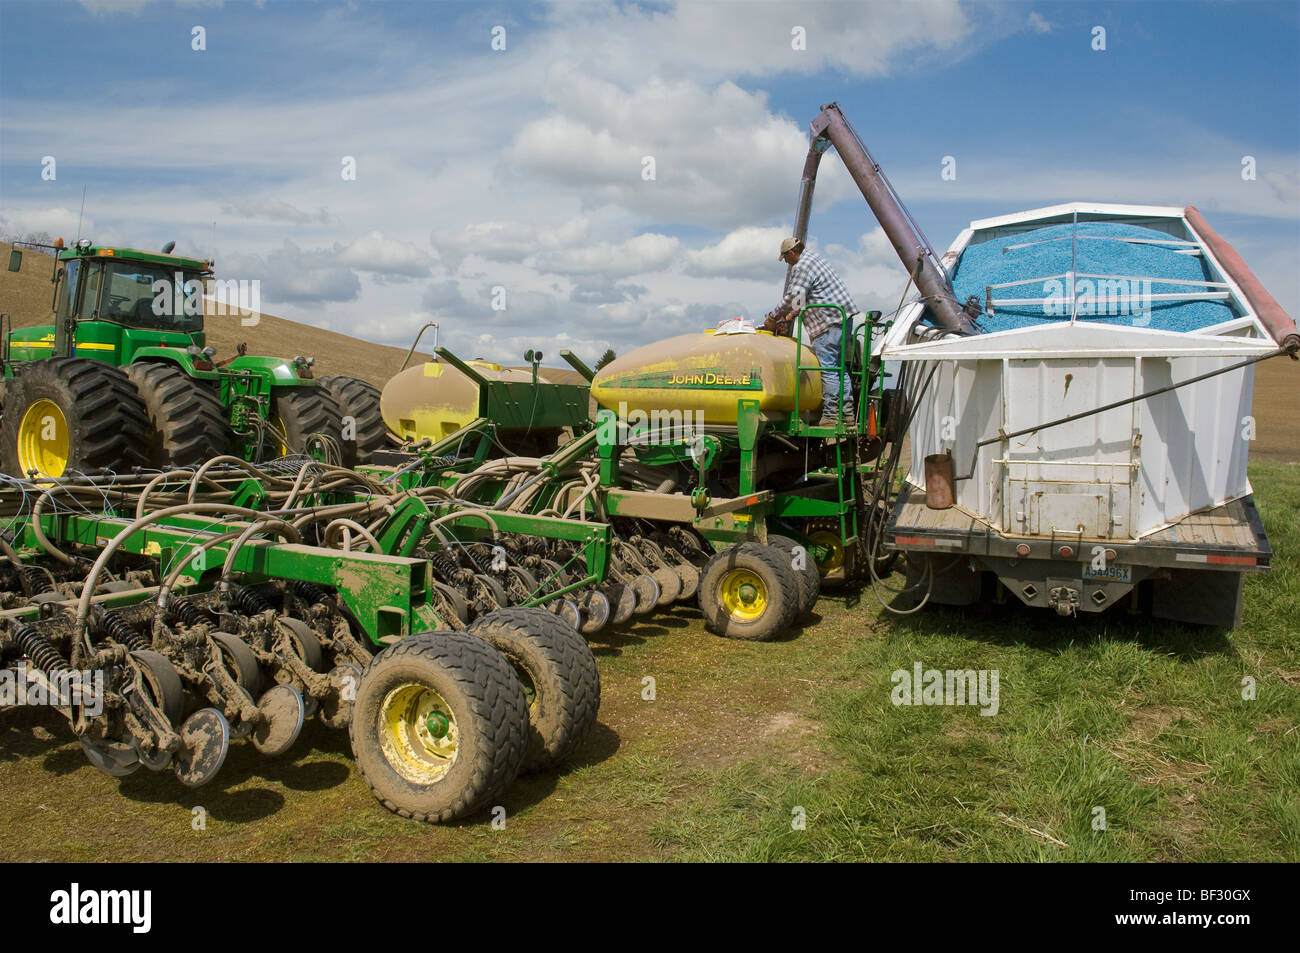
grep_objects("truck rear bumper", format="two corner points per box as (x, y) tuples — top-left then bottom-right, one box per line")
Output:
(886, 487), (1271, 625)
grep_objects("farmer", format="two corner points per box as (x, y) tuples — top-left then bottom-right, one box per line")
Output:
(764, 237), (857, 428)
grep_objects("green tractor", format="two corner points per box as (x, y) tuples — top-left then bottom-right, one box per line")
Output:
(0, 239), (388, 477)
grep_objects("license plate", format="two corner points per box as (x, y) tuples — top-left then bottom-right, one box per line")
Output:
(1083, 563), (1131, 583)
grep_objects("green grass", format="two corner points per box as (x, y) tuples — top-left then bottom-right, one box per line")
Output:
(649, 460), (1300, 861)
(1, 462), (1296, 861)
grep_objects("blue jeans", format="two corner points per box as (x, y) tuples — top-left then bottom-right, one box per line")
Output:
(811, 324), (853, 418)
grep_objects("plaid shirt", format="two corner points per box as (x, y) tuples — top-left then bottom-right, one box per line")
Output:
(773, 250), (857, 339)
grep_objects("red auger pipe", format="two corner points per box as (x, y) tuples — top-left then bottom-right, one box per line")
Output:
(1185, 205), (1299, 355)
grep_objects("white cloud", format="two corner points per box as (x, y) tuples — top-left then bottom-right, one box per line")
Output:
(222, 241), (360, 306)
(1026, 12), (1054, 34)
(222, 197), (330, 226)
(685, 226), (790, 280)
(505, 63), (851, 228)
(543, 0), (972, 84)
(435, 217), (593, 268)
(338, 231), (432, 278)
(530, 232), (681, 276)
(0, 207), (95, 241)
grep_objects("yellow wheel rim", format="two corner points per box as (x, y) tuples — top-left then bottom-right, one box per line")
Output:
(269, 416), (290, 457)
(720, 568), (768, 622)
(378, 683), (459, 784)
(808, 529), (844, 577)
(17, 399), (69, 478)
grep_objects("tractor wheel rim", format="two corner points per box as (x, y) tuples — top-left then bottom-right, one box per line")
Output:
(808, 530), (844, 575)
(17, 399), (69, 478)
(720, 568), (768, 622)
(378, 683), (459, 784)
(269, 416), (289, 457)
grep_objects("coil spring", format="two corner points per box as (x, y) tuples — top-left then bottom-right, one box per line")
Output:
(233, 586), (274, 615)
(170, 600), (213, 629)
(91, 610), (149, 652)
(464, 541), (510, 575)
(289, 580), (331, 605)
(422, 549), (462, 584)
(10, 624), (69, 673)
(21, 565), (54, 596)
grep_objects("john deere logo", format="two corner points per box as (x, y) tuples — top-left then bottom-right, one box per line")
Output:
(668, 372), (756, 387)
(606, 368), (763, 390)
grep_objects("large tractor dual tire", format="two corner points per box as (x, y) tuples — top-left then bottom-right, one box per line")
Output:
(766, 534), (822, 619)
(0, 358), (363, 475)
(0, 357), (152, 478)
(124, 362), (232, 467)
(349, 631), (530, 824)
(348, 610), (600, 822)
(697, 542), (803, 642)
(468, 606), (600, 773)
(269, 386), (346, 461)
(316, 375), (391, 466)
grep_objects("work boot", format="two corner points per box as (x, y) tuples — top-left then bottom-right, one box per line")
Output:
(816, 410), (855, 429)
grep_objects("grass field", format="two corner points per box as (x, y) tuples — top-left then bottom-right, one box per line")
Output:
(1, 459), (1295, 862)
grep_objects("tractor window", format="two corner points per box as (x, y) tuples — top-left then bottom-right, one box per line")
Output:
(56, 259), (80, 318)
(82, 263), (103, 317)
(96, 261), (203, 333)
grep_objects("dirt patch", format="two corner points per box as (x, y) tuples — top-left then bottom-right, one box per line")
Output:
(1105, 706), (1210, 786)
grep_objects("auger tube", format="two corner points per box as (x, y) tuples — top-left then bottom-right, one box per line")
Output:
(789, 102), (980, 335)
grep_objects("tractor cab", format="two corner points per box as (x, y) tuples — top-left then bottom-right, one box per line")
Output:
(9, 240), (212, 365)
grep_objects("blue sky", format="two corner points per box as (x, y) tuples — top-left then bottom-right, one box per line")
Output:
(1, 0), (1296, 365)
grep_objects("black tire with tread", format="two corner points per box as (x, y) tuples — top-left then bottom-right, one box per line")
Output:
(698, 544), (799, 642)
(124, 362), (233, 467)
(269, 386), (345, 460)
(0, 357), (151, 476)
(317, 375), (389, 466)
(349, 631), (528, 823)
(468, 606), (600, 773)
(766, 535), (821, 618)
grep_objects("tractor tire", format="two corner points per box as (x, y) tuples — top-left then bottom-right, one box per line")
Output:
(124, 362), (232, 468)
(468, 606), (600, 773)
(698, 544), (799, 642)
(268, 386), (345, 461)
(0, 358), (152, 478)
(766, 535), (821, 618)
(349, 631), (529, 823)
(317, 375), (389, 466)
